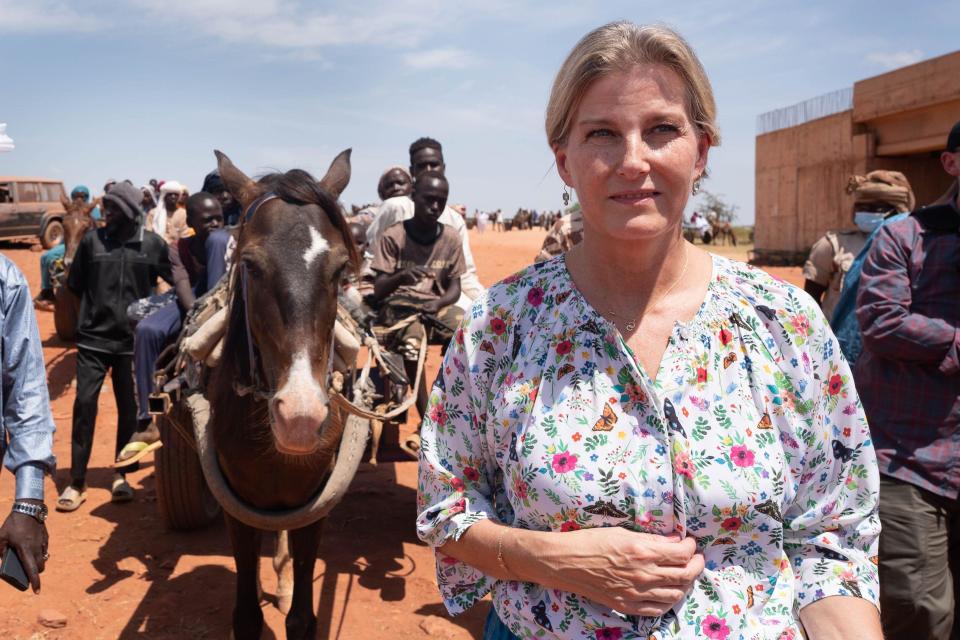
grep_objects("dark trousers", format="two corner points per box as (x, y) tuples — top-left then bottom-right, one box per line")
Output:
(71, 348), (139, 483)
(879, 474), (960, 640)
(133, 230), (230, 422)
(134, 301), (181, 422)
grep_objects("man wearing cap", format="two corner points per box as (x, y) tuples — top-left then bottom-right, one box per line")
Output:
(56, 183), (172, 512)
(803, 170), (915, 322)
(33, 186), (101, 312)
(855, 121), (960, 639)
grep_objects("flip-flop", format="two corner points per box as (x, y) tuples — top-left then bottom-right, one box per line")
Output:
(114, 440), (163, 468)
(111, 476), (134, 503)
(55, 486), (87, 512)
(399, 433), (421, 461)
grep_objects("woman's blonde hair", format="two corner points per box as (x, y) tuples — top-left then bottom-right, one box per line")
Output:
(546, 22), (720, 149)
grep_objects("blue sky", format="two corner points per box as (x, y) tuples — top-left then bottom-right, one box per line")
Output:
(0, 0), (955, 223)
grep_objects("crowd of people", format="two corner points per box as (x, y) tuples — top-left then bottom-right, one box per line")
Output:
(0, 17), (958, 640)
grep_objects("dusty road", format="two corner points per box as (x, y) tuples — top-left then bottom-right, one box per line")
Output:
(0, 229), (802, 639)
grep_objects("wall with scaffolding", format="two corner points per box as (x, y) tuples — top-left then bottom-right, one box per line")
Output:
(753, 50), (960, 263)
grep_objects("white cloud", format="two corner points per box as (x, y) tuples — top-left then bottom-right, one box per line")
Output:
(128, 0), (454, 53)
(0, 0), (104, 32)
(402, 48), (476, 70)
(866, 49), (924, 70)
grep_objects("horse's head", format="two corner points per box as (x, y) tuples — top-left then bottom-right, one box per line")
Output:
(217, 149), (359, 456)
(59, 195), (97, 270)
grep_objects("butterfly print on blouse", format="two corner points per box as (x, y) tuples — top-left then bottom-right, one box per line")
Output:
(663, 398), (686, 437)
(531, 600), (553, 631)
(583, 499), (628, 519)
(723, 352), (737, 369)
(593, 403), (618, 432)
(754, 498), (783, 523)
(832, 439), (859, 463)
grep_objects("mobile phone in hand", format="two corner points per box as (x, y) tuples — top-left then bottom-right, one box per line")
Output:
(1, 547), (29, 591)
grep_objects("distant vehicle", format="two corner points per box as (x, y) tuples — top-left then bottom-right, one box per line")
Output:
(0, 177), (68, 248)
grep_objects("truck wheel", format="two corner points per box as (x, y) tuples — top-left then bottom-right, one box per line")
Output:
(155, 411), (221, 530)
(40, 220), (63, 250)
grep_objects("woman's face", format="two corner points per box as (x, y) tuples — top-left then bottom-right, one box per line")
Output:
(554, 64), (709, 243)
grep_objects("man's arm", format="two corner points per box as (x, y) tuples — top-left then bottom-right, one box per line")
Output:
(802, 235), (835, 307)
(153, 237), (175, 287)
(168, 243), (194, 310)
(0, 264), (55, 592)
(856, 222), (960, 371)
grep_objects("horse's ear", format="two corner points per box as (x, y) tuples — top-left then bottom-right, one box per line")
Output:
(83, 202), (96, 216)
(215, 150), (260, 208)
(318, 148), (351, 199)
(60, 194), (71, 210)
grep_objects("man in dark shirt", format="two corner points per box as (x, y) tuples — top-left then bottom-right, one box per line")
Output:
(855, 120), (960, 639)
(117, 192), (230, 467)
(371, 171), (465, 456)
(57, 182), (172, 512)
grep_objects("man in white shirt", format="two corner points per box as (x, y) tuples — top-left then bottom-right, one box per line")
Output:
(365, 137), (484, 308)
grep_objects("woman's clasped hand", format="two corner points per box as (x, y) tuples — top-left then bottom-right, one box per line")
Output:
(530, 528), (705, 618)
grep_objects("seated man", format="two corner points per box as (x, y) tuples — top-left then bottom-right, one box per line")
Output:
(365, 137), (483, 308)
(370, 171), (465, 456)
(34, 185), (100, 311)
(116, 192), (230, 466)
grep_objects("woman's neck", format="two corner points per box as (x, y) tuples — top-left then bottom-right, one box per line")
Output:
(567, 226), (690, 311)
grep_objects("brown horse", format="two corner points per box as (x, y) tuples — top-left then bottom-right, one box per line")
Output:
(710, 219), (738, 246)
(207, 150), (360, 639)
(52, 196), (98, 340)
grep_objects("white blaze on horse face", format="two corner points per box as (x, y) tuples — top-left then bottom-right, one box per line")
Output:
(277, 349), (329, 418)
(303, 226), (329, 268)
(271, 347), (330, 454)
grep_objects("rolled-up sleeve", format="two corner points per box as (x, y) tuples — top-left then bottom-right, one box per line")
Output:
(783, 309), (880, 610)
(857, 223), (960, 373)
(416, 313), (499, 615)
(1, 262), (56, 500)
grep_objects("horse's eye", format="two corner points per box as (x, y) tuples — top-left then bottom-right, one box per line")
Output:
(242, 259), (263, 279)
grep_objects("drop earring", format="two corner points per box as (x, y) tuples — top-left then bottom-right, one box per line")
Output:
(692, 177), (702, 195)
(562, 186), (571, 207)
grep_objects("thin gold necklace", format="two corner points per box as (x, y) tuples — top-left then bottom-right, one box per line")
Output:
(606, 243), (690, 332)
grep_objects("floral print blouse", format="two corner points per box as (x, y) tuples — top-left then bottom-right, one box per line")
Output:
(416, 254), (880, 640)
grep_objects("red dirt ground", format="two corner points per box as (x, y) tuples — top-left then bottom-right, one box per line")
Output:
(0, 230), (802, 639)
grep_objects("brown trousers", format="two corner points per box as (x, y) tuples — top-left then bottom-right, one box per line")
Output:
(879, 474), (960, 639)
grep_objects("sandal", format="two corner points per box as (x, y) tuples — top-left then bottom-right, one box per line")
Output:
(111, 474), (134, 503)
(55, 485), (87, 512)
(115, 422), (162, 468)
(399, 433), (421, 461)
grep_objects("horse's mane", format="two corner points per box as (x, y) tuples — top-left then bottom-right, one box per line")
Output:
(256, 169), (360, 271)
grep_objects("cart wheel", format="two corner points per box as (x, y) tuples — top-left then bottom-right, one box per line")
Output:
(155, 412), (221, 530)
(52, 285), (79, 341)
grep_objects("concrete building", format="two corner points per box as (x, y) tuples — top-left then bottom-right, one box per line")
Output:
(753, 50), (960, 263)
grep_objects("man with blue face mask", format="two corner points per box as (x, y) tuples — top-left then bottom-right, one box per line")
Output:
(802, 170), (914, 320)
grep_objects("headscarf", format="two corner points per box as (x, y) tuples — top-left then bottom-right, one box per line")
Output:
(141, 185), (156, 213)
(70, 185), (91, 202)
(151, 180), (184, 238)
(846, 170), (915, 213)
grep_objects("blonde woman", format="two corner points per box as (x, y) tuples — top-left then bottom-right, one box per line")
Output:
(416, 22), (882, 639)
